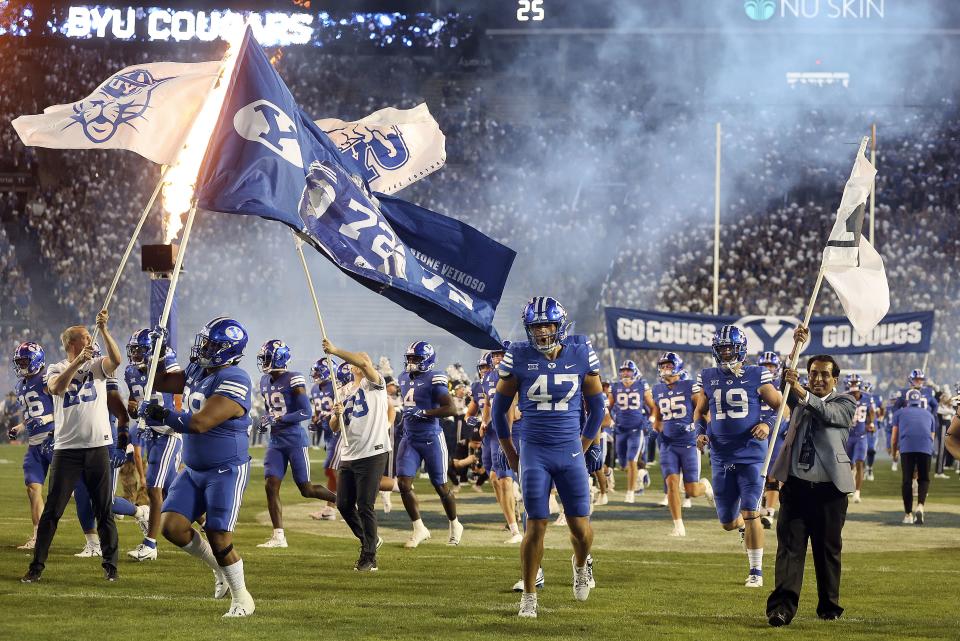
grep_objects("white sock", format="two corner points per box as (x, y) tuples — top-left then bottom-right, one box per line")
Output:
(767, 507), (776, 518)
(449, 517), (460, 526)
(673, 519), (684, 529)
(182, 531), (222, 575)
(221, 558), (247, 595)
(85, 533), (100, 546)
(413, 518), (426, 531)
(509, 521), (520, 535)
(747, 548), (763, 571)
(273, 528), (284, 538)
(392, 478), (399, 492)
(32, 525), (38, 538)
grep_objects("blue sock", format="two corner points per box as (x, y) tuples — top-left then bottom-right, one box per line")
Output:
(112, 496), (136, 517)
(142, 538), (157, 549)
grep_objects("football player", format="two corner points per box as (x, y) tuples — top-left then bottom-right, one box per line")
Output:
(894, 369), (939, 415)
(257, 340), (336, 548)
(139, 317), (256, 618)
(862, 381), (881, 481)
(609, 360), (655, 503)
(10, 342), (56, 550)
(492, 297), (606, 618)
(757, 351), (790, 529)
(844, 374), (874, 504)
(693, 326), (783, 588)
(396, 341), (462, 547)
(124, 328), (183, 561)
(651, 352), (714, 537)
(886, 389), (901, 471)
(308, 358), (339, 520)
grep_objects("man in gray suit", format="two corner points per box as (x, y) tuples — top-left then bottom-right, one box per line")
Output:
(766, 326), (857, 627)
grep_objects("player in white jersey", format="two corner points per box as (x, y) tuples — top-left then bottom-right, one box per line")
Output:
(324, 339), (395, 571)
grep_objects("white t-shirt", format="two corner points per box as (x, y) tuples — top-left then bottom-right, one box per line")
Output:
(340, 373), (393, 462)
(46, 357), (114, 450)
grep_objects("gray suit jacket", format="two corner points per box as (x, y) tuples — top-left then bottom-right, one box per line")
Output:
(771, 389), (858, 494)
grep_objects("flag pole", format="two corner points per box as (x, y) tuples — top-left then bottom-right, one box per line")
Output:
(291, 232), (349, 447)
(90, 164), (168, 344)
(865, 124), (877, 376)
(713, 122), (721, 315)
(138, 202), (198, 433)
(760, 135), (871, 477)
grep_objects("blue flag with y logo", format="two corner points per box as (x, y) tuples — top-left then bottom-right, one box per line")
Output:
(195, 28), (514, 349)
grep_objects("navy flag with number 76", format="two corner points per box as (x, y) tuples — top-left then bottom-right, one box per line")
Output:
(195, 28), (515, 349)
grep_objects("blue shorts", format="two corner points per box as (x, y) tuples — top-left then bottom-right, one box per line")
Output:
(660, 444), (700, 484)
(264, 444), (312, 484)
(884, 427), (893, 450)
(711, 459), (764, 524)
(397, 434), (448, 486)
(163, 460), (251, 532)
(520, 439), (590, 520)
(481, 429), (498, 473)
(766, 437), (786, 479)
(323, 434), (341, 470)
(485, 431), (514, 480)
(23, 441), (53, 486)
(846, 436), (868, 463)
(616, 431), (643, 468)
(866, 432), (877, 451)
(129, 425), (143, 448)
(145, 434), (182, 492)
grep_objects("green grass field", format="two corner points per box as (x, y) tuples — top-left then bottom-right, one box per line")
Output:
(1, 444), (959, 640)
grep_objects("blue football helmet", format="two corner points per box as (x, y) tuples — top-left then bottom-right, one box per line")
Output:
(862, 381), (873, 393)
(257, 339), (291, 373)
(905, 389), (924, 406)
(845, 373), (863, 391)
(712, 325), (748, 373)
(311, 358), (331, 382)
(909, 369), (925, 385)
(657, 352), (684, 380)
(405, 341), (436, 373)
(13, 342), (45, 378)
(522, 296), (569, 353)
(476, 353), (490, 376)
(678, 369), (690, 381)
(619, 360), (639, 381)
(126, 328), (156, 370)
(335, 361), (354, 386)
(192, 317), (247, 368)
(757, 351), (781, 372)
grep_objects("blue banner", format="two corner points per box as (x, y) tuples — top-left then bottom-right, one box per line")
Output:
(605, 307), (934, 355)
(196, 28), (515, 349)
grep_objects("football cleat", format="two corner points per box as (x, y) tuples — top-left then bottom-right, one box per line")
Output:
(669, 525), (686, 537)
(585, 554), (596, 588)
(624, 490), (635, 504)
(914, 505), (925, 526)
(504, 532), (523, 545)
(512, 567), (545, 592)
(682, 497), (692, 508)
(518, 593), (538, 618)
(256, 534), (288, 548)
(701, 478), (716, 506)
(127, 543), (157, 561)
(852, 490), (862, 504)
(597, 492), (609, 506)
(760, 515), (773, 530)
(745, 570), (763, 588)
(404, 526), (431, 548)
(572, 555), (591, 601)
(222, 589), (255, 618)
(447, 520), (464, 546)
(75, 543), (102, 558)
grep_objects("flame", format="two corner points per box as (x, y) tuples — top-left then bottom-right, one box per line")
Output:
(269, 48), (284, 67)
(161, 24), (248, 243)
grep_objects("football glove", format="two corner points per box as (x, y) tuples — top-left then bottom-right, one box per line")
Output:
(138, 400), (169, 425)
(6, 426), (18, 440)
(109, 447), (127, 469)
(465, 416), (480, 428)
(39, 436), (54, 457)
(585, 444), (604, 473)
(258, 414), (274, 434)
(403, 407), (428, 420)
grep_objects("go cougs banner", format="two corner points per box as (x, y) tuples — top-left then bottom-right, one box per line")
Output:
(605, 307), (934, 355)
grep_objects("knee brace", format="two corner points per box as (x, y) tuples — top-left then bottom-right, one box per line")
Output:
(212, 543), (234, 563)
(742, 513), (761, 521)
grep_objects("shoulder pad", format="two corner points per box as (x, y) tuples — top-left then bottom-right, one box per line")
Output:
(432, 374), (449, 385)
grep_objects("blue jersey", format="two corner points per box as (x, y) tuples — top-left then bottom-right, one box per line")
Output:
(652, 379), (696, 447)
(181, 361), (252, 471)
(610, 379), (650, 432)
(260, 370), (309, 448)
(850, 394), (871, 437)
(695, 365), (773, 464)
(499, 336), (600, 446)
(15, 371), (55, 444)
(398, 370), (449, 438)
(893, 407), (936, 455)
(310, 380), (335, 439)
(895, 386), (938, 416)
(125, 357), (179, 435)
(471, 380), (485, 415)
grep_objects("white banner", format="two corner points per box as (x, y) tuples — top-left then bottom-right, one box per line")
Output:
(316, 103), (446, 195)
(13, 61), (220, 165)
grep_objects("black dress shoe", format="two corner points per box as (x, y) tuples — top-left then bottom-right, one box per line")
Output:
(104, 565), (119, 582)
(818, 612), (842, 621)
(20, 569), (42, 583)
(767, 611), (789, 627)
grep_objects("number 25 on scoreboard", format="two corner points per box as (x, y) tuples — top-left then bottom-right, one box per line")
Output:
(517, 0), (545, 21)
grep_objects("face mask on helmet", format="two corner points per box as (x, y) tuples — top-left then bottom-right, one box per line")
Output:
(13, 342), (44, 378)
(528, 323), (560, 352)
(712, 326), (748, 374)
